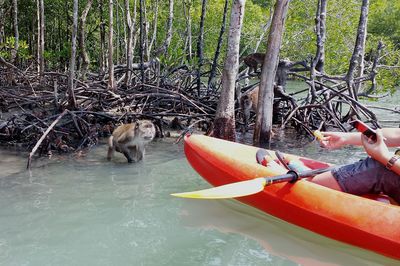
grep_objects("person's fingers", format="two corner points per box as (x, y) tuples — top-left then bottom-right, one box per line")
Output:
(361, 133), (370, 144)
(321, 136), (331, 141)
(375, 128), (386, 144)
(320, 131), (335, 137)
(375, 128), (383, 138)
(320, 139), (335, 149)
(319, 141), (327, 148)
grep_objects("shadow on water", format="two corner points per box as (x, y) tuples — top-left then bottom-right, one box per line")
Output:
(180, 199), (397, 266)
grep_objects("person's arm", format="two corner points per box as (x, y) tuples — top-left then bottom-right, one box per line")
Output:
(319, 131), (362, 149)
(376, 152), (400, 176)
(381, 128), (400, 147)
(362, 129), (400, 175)
(320, 128), (400, 149)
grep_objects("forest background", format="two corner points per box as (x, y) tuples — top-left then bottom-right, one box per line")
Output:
(1, 0), (399, 83)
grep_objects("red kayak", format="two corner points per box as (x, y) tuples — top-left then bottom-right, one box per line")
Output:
(183, 134), (400, 260)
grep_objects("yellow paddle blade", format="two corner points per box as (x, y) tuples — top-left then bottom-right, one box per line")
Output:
(171, 177), (267, 199)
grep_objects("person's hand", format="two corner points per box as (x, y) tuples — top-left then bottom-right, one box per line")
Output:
(361, 128), (391, 163)
(318, 131), (348, 149)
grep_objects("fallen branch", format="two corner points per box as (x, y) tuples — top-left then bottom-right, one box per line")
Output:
(27, 109), (68, 169)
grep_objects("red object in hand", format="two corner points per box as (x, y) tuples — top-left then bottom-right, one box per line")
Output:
(349, 120), (377, 143)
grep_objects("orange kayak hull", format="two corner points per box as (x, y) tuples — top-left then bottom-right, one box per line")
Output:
(184, 134), (400, 260)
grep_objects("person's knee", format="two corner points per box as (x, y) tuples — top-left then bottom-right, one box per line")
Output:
(310, 171), (343, 191)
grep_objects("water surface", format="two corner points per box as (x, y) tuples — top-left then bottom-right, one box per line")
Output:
(0, 137), (399, 266)
(0, 89), (399, 265)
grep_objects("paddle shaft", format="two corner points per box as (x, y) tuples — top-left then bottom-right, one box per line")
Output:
(171, 166), (338, 199)
(264, 166), (336, 185)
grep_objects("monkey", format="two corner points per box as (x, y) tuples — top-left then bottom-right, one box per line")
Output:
(240, 84), (297, 132)
(240, 85), (259, 132)
(243, 53), (265, 73)
(107, 120), (156, 163)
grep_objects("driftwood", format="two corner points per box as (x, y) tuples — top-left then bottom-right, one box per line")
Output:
(0, 35), (397, 162)
(0, 59), (215, 164)
(27, 109), (68, 169)
(237, 38), (397, 139)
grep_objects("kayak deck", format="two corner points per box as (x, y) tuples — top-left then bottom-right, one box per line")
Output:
(184, 134), (400, 260)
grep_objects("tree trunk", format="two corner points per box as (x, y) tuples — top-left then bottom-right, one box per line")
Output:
(99, 0), (106, 74)
(40, 0), (45, 75)
(355, 0), (369, 93)
(79, 0), (93, 80)
(67, 0), (79, 109)
(213, 0), (246, 141)
(314, 0), (327, 73)
(196, 0), (207, 97)
(124, 0), (133, 86)
(183, 1), (192, 61)
(346, 0), (369, 100)
(37, 0), (40, 74)
(108, 0), (116, 90)
(115, 0), (120, 64)
(207, 0), (228, 91)
(148, 0), (158, 55)
(0, 0), (5, 43)
(37, 0), (45, 80)
(363, 41), (382, 95)
(139, 0), (145, 84)
(11, 0), (19, 66)
(57, 13), (62, 69)
(131, 0), (138, 59)
(309, 0), (327, 103)
(155, 0), (173, 57)
(64, 0), (69, 70)
(7, 0), (18, 85)
(254, 0), (290, 147)
(141, 0), (149, 60)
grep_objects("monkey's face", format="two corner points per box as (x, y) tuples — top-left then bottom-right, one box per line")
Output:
(241, 95), (255, 110)
(135, 120), (156, 142)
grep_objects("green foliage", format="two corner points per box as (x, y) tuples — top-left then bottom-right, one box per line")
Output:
(2, 0), (398, 90)
(43, 44), (70, 69)
(366, 35), (400, 88)
(241, 0), (271, 54)
(283, 0), (317, 61)
(251, 0), (273, 9)
(0, 37), (31, 60)
(368, 1), (400, 88)
(283, 0), (363, 74)
(191, 0), (229, 61)
(369, 0), (400, 45)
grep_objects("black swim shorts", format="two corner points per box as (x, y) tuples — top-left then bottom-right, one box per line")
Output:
(331, 157), (400, 203)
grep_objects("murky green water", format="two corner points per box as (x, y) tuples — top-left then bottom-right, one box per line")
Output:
(0, 89), (399, 265)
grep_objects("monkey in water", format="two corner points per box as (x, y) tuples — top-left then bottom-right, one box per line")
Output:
(107, 120), (156, 163)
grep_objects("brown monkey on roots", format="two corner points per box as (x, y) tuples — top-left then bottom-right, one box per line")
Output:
(243, 52), (265, 73)
(107, 120), (156, 163)
(240, 84), (296, 132)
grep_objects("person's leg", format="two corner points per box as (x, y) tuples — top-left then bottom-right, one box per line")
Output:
(256, 148), (344, 190)
(312, 157), (380, 196)
(376, 165), (400, 204)
(309, 171), (343, 191)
